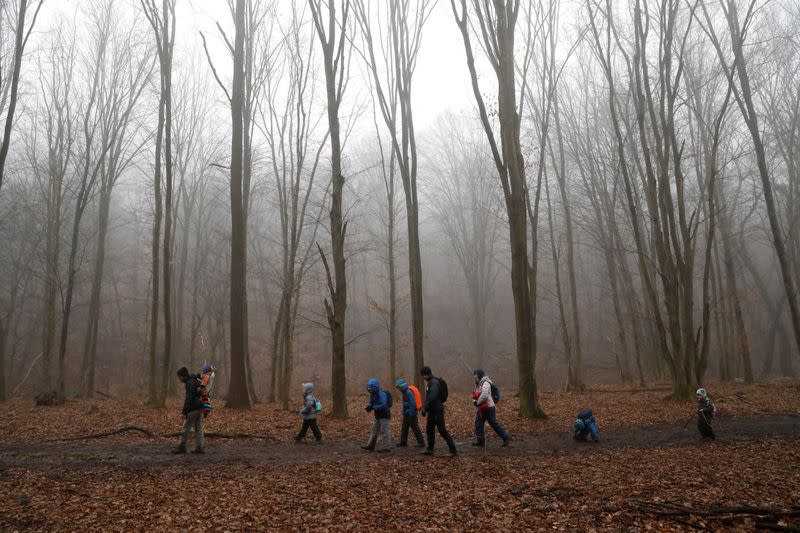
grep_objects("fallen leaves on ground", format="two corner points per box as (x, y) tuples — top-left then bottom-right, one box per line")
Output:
(1, 438), (798, 531)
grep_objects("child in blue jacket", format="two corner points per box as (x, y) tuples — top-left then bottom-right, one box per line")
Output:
(573, 407), (599, 442)
(361, 378), (392, 452)
(395, 378), (425, 447)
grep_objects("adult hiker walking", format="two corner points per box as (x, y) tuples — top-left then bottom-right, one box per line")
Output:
(173, 367), (205, 454)
(471, 368), (510, 447)
(419, 366), (457, 457)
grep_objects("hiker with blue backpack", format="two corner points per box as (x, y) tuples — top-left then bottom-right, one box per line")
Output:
(295, 382), (323, 444)
(395, 378), (425, 447)
(471, 368), (510, 447)
(572, 408), (599, 442)
(361, 378), (393, 453)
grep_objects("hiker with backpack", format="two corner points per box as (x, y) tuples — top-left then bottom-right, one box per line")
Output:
(173, 367), (205, 454)
(471, 368), (510, 447)
(295, 382), (323, 444)
(419, 366), (457, 457)
(572, 407), (599, 442)
(395, 378), (425, 447)
(696, 388), (717, 440)
(361, 378), (393, 453)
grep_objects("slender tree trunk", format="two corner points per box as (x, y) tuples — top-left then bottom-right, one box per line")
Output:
(226, 0), (251, 409)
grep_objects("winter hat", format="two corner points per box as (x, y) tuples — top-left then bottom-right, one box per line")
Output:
(303, 383), (314, 394)
(202, 362), (214, 374)
(395, 378), (408, 391)
(367, 378), (380, 391)
(696, 388), (708, 399)
(177, 367), (189, 378)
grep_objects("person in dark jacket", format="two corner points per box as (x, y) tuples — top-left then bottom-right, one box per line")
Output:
(572, 407), (599, 442)
(295, 382), (323, 443)
(419, 366), (457, 457)
(361, 378), (392, 452)
(173, 367), (205, 454)
(696, 388), (716, 440)
(395, 378), (425, 447)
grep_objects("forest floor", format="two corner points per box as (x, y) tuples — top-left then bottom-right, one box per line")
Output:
(1, 380), (799, 531)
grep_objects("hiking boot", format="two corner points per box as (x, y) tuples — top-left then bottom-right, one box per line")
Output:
(472, 440), (485, 447)
(191, 448), (205, 454)
(360, 445), (374, 451)
(376, 448), (391, 453)
(171, 446), (187, 454)
(420, 448), (434, 456)
(447, 449), (458, 457)
(414, 442), (426, 448)
(502, 437), (511, 447)
(314, 439), (323, 444)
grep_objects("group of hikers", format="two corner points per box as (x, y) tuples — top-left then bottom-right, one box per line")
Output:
(172, 362), (717, 455)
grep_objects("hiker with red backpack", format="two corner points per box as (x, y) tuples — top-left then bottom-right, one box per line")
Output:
(471, 368), (510, 447)
(395, 378), (425, 447)
(420, 366), (457, 457)
(361, 378), (393, 453)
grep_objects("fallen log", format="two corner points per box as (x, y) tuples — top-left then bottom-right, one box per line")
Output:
(50, 426), (158, 441)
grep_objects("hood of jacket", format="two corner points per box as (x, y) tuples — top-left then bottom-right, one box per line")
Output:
(367, 378), (380, 391)
(395, 378), (408, 391)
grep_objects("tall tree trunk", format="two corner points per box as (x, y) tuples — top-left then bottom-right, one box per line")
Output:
(226, 0), (251, 409)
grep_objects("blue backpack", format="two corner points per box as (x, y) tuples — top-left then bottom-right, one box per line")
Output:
(382, 390), (393, 409)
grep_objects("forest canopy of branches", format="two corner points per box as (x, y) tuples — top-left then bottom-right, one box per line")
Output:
(0, 0), (798, 415)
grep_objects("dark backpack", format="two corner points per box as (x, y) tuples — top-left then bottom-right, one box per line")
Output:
(437, 377), (448, 403)
(490, 382), (501, 403)
(382, 390), (393, 409)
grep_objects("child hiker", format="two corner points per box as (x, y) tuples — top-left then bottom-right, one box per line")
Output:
(696, 388), (717, 440)
(295, 382), (323, 443)
(173, 367), (205, 454)
(395, 378), (425, 447)
(361, 378), (393, 453)
(572, 408), (599, 442)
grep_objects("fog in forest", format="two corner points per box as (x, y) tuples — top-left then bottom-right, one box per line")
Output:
(0, 0), (798, 415)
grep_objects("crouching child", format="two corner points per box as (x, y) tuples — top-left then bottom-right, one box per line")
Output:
(295, 382), (323, 443)
(173, 367), (205, 454)
(696, 388), (716, 440)
(573, 408), (599, 442)
(361, 378), (392, 452)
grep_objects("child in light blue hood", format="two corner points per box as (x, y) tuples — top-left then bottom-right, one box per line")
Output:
(295, 382), (322, 443)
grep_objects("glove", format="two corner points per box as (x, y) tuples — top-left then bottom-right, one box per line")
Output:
(420, 408), (426, 417)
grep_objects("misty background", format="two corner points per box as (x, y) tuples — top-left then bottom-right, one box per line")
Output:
(0, 0), (797, 412)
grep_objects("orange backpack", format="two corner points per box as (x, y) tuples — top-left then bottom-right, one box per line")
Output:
(408, 385), (423, 410)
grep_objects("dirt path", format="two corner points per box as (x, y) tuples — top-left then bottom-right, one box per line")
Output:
(0, 414), (797, 471)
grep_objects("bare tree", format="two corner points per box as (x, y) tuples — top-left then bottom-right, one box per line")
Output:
(308, 0), (351, 419)
(451, 0), (545, 417)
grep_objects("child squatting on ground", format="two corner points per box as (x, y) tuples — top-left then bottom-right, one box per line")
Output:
(361, 378), (393, 452)
(295, 382), (323, 443)
(573, 408), (600, 442)
(696, 387), (717, 440)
